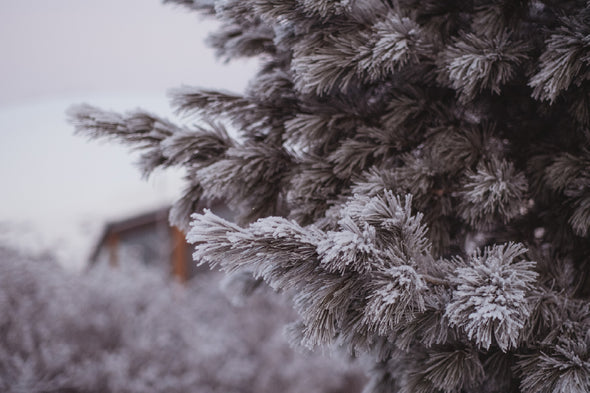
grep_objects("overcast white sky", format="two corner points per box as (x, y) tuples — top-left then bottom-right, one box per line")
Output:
(0, 0), (257, 269)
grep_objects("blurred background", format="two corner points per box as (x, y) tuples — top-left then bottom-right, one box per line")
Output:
(0, 0), (257, 270)
(0, 2), (366, 391)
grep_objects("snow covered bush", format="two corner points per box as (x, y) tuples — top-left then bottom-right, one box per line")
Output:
(0, 247), (363, 393)
(69, 1), (590, 392)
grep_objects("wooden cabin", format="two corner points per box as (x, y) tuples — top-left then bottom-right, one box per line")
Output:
(88, 207), (202, 282)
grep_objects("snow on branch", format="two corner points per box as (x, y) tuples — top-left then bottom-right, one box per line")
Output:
(291, 12), (431, 95)
(188, 190), (542, 356)
(445, 243), (538, 352)
(170, 87), (256, 119)
(458, 156), (529, 229)
(188, 191), (435, 347)
(207, 23), (276, 60)
(363, 265), (427, 336)
(405, 346), (485, 393)
(517, 331), (590, 393)
(170, 86), (290, 138)
(438, 30), (529, 103)
(299, 0), (352, 19)
(197, 143), (292, 222)
(544, 150), (590, 236)
(163, 0), (216, 14)
(188, 210), (324, 290)
(529, 14), (590, 103)
(68, 104), (232, 177)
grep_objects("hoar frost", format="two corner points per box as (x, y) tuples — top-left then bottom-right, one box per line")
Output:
(446, 243), (538, 351)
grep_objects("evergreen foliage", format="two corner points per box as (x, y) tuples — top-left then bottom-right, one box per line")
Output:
(69, 1), (590, 391)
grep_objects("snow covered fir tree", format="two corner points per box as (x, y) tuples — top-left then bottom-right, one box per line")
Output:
(70, 1), (590, 392)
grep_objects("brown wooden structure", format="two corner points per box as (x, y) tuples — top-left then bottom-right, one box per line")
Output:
(88, 207), (195, 282)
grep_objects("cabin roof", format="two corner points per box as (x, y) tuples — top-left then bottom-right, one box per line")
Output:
(88, 206), (171, 264)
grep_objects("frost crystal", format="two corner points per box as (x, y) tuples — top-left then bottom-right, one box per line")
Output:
(317, 217), (382, 274)
(518, 334), (590, 393)
(364, 265), (426, 336)
(446, 243), (538, 351)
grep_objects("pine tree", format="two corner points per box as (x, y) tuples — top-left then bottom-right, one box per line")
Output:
(69, 1), (590, 392)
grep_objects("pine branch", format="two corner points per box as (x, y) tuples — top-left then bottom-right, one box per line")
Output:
(517, 332), (590, 393)
(458, 156), (529, 229)
(163, 0), (216, 15)
(291, 12), (432, 95)
(529, 13), (590, 103)
(207, 23), (276, 60)
(170, 88), (258, 123)
(68, 104), (179, 177)
(438, 30), (530, 103)
(405, 346), (485, 393)
(544, 150), (590, 236)
(445, 243), (538, 352)
(197, 142), (291, 222)
(68, 103), (235, 227)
